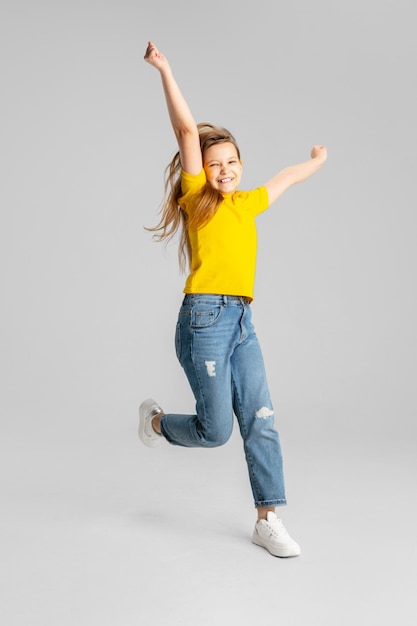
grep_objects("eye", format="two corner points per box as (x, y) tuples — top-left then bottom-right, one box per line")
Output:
(209, 163), (219, 167)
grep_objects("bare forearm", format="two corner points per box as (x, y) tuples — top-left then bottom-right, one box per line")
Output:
(281, 156), (326, 186)
(265, 145), (327, 205)
(158, 65), (197, 138)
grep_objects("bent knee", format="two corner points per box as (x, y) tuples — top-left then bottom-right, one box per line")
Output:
(200, 427), (232, 448)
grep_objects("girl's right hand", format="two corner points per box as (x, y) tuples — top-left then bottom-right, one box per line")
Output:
(144, 41), (169, 71)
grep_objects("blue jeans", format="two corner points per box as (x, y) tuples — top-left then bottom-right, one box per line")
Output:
(160, 294), (286, 508)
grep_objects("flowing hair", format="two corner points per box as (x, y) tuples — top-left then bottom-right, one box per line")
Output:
(145, 122), (241, 272)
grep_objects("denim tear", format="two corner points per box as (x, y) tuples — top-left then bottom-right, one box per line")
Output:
(205, 361), (216, 377)
(255, 407), (274, 418)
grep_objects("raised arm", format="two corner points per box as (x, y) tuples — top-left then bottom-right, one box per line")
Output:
(144, 41), (202, 175)
(265, 145), (328, 206)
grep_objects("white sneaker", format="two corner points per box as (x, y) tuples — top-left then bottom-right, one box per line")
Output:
(138, 399), (164, 448)
(252, 512), (301, 557)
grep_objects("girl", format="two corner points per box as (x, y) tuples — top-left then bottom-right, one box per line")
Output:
(139, 41), (327, 557)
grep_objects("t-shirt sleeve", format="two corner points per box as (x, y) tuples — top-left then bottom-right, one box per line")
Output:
(240, 186), (269, 216)
(178, 169), (207, 214)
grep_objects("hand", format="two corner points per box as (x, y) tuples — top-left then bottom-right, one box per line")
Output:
(144, 41), (169, 71)
(311, 145), (327, 162)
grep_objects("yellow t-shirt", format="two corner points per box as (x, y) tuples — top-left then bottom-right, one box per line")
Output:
(179, 169), (269, 301)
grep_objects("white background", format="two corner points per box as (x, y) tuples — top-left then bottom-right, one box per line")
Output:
(1, 1), (416, 624)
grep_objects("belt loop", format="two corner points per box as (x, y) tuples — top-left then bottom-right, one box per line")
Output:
(223, 295), (227, 305)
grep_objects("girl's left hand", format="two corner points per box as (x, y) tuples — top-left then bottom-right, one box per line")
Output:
(311, 145), (328, 162)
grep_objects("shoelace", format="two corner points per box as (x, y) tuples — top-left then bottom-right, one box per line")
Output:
(265, 518), (290, 538)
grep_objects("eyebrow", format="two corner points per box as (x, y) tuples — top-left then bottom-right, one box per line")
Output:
(205, 155), (239, 164)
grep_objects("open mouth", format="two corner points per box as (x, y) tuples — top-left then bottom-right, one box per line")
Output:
(218, 177), (233, 183)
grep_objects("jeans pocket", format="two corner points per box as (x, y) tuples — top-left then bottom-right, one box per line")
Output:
(191, 304), (223, 328)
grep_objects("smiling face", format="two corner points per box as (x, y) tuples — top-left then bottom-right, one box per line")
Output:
(203, 142), (242, 194)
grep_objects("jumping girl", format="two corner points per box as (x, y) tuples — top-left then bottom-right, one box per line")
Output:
(139, 41), (327, 557)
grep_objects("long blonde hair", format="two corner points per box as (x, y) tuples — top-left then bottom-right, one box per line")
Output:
(146, 122), (241, 272)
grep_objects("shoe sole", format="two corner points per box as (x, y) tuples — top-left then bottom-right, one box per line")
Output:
(252, 531), (301, 558)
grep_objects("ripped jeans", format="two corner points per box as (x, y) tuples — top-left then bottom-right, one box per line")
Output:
(160, 294), (286, 508)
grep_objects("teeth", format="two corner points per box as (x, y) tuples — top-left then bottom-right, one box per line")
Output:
(219, 178), (232, 183)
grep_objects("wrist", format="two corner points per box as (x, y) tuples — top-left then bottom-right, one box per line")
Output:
(312, 155), (326, 166)
(158, 63), (173, 78)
